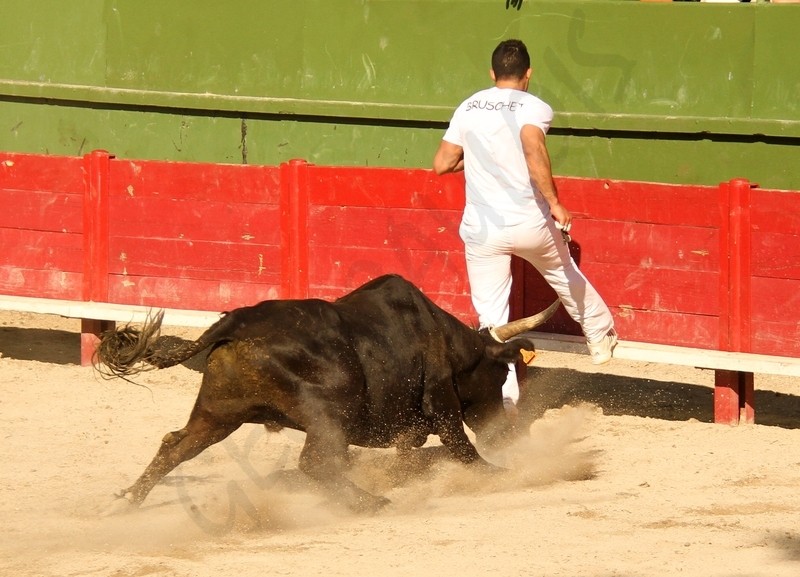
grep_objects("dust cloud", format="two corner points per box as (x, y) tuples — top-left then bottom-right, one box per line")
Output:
(37, 404), (598, 557)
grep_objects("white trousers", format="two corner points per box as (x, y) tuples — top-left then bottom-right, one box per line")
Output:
(461, 217), (614, 403)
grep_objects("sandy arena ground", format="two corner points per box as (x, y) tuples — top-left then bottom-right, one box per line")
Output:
(1, 309), (800, 577)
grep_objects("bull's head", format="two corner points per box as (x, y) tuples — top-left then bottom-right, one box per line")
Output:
(461, 300), (561, 451)
(477, 298), (560, 368)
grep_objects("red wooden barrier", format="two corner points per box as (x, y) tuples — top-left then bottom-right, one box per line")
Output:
(0, 152), (84, 300)
(105, 156), (284, 310)
(514, 178), (722, 346)
(1, 150), (799, 424)
(303, 164), (468, 311)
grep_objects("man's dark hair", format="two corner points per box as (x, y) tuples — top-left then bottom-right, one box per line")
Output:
(491, 39), (530, 80)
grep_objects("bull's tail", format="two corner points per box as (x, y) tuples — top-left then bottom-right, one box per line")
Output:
(94, 310), (214, 379)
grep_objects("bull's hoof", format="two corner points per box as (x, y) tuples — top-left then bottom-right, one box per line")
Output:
(470, 458), (508, 475)
(99, 491), (139, 516)
(351, 493), (391, 515)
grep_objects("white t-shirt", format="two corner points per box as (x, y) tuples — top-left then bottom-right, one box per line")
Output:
(443, 86), (553, 229)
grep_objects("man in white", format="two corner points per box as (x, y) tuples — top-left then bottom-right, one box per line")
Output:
(433, 39), (617, 410)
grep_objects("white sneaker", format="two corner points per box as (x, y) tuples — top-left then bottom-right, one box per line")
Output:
(588, 329), (618, 365)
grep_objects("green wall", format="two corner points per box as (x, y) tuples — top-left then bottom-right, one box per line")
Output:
(1, 1), (798, 188)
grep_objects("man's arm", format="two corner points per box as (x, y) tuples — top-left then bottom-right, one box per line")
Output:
(432, 140), (465, 175)
(520, 124), (571, 227)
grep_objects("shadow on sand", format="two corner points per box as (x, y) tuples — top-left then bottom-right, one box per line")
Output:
(519, 365), (800, 430)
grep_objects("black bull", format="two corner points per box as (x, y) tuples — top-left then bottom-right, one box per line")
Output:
(96, 274), (558, 513)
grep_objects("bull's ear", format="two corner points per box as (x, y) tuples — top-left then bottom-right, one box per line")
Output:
(485, 340), (535, 364)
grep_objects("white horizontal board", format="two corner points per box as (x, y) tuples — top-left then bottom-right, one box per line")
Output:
(525, 331), (800, 378)
(0, 294), (220, 327)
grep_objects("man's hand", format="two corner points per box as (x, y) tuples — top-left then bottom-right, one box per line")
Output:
(550, 203), (572, 230)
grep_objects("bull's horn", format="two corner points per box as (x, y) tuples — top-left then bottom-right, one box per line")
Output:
(488, 299), (561, 342)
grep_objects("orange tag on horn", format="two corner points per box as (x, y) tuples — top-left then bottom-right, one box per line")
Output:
(520, 349), (536, 366)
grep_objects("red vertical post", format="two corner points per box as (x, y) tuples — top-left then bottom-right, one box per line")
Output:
(83, 150), (112, 301)
(280, 159), (310, 300)
(717, 182), (732, 354)
(81, 150), (115, 366)
(728, 178), (752, 354)
(715, 178), (754, 424)
(714, 371), (755, 425)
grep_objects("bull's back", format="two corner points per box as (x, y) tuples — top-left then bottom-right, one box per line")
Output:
(326, 278), (437, 444)
(333, 275), (448, 354)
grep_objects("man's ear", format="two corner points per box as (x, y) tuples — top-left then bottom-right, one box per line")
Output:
(490, 69), (497, 83)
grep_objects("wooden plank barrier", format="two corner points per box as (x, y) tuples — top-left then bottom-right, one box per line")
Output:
(1, 150), (799, 425)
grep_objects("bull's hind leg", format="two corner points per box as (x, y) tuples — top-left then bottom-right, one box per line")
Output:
(298, 429), (390, 514)
(119, 413), (240, 508)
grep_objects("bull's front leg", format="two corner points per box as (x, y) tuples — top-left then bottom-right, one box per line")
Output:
(424, 381), (499, 471)
(434, 413), (505, 474)
(433, 410), (483, 463)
